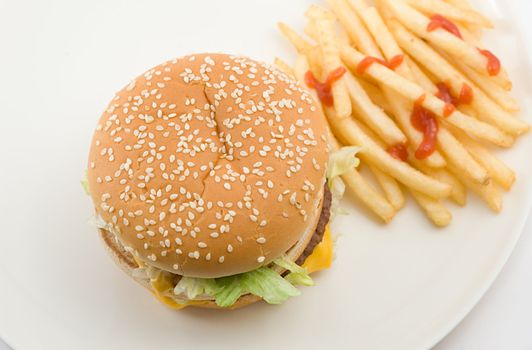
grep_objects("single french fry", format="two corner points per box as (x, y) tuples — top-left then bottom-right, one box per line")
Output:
(305, 4), (337, 20)
(326, 108), (452, 199)
(340, 44), (514, 147)
(304, 21), (319, 42)
(449, 165), (503, 212)
(359, 6), (413, 77)
(410, 190), (453, 227)
(278, 22), (314, 54)
(307, 46), (324, 78)
(326, 0), (381, 57)
(389, 22), (528, 135)
(344, 72), (407, 145)
(368, 164), (405, 210)
(449, 55), (520, 112)
(294, 55), (311, 86)
(274, 57), (295, 78)
(316, 19), (352, 119)
(403, 0), (493, 28)
(382, 0), (511, 87)
(453, 131), (516, 191)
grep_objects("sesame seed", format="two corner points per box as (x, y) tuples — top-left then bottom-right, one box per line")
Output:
(257, 256), (265, 263)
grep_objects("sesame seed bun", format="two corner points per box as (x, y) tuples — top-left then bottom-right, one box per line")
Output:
(88, 53), (329, 278)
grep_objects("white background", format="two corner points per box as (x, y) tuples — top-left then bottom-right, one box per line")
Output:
(1, 0), (531, 349)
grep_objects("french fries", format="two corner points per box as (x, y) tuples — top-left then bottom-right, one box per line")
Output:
(388, 20), (529, 136)
(342, 170), (396, 223)
(369, 164), (406, 210)
(330, 137), (396, 223)
(402, 0), (493, 28)
(353, 3), (447, 168)
(382, 0), (511, 87)
(344, 72), (407, 145)
(326, 109), (452, 199)
(276, 0), (527, 227)
(340, 44), (515, 147)
(410, 190), (453, 227)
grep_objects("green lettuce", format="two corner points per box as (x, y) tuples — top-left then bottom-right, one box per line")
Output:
(326, 146), (361, 182)
(273, 255), (314, 286)
(81, 170), (90, 196)
(172, 256), (312, 307)
(326, 146), (361, 216)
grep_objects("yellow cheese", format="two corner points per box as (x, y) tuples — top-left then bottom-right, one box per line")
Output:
(302, 226), (333, 274)
(151, 291), (188, 310)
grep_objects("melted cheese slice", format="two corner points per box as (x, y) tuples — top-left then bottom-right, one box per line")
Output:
(302, 226), (333, 274)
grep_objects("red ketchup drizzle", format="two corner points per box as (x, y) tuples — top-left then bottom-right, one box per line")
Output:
(305, 67), (347, 106)
(435, 82), (473, 116)
(356, 54), (404, 75)
(411, 95), (439, 159)
(427, 14), (463, 39)
(388, 143), (409, 162)
(478, 48), (501, 76)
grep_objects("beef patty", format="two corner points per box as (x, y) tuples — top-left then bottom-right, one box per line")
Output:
(296, 185), (332, 265)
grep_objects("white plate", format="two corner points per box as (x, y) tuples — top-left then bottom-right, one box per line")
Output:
(0, 0), (530, 349)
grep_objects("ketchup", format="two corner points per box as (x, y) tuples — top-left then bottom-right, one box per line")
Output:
(478, 48), (501, 76)
(356, 55), (404, 75)
(435, 81), (473, 111)
(411, 95), (439, 159)
(388, 144), (409, 162)
(427, 14), (462, 39)
(435, 83), (454, 105)
(305, 67), (347, 106)
(443, 103), (456, 118)
(458, 83), (474, 104)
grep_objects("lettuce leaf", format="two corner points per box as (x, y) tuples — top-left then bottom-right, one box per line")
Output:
(172, 257), (311, 307)
(326, 147), (361, 216)
(214, 275), (246, 307)
(81, 170), (90, 196)
(213, 268), (300, 307)
(326, 146), (361, 181)
(240, 268), (300, 305)
(273, 255), (314, 286)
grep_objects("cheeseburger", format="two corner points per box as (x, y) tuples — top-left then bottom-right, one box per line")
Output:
(84, 53), (355, 309)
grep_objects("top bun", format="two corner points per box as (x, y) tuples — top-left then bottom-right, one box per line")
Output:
(87, 53), (329, 278)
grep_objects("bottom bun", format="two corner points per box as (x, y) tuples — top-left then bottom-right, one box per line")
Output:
(99, 228), (261, 310)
